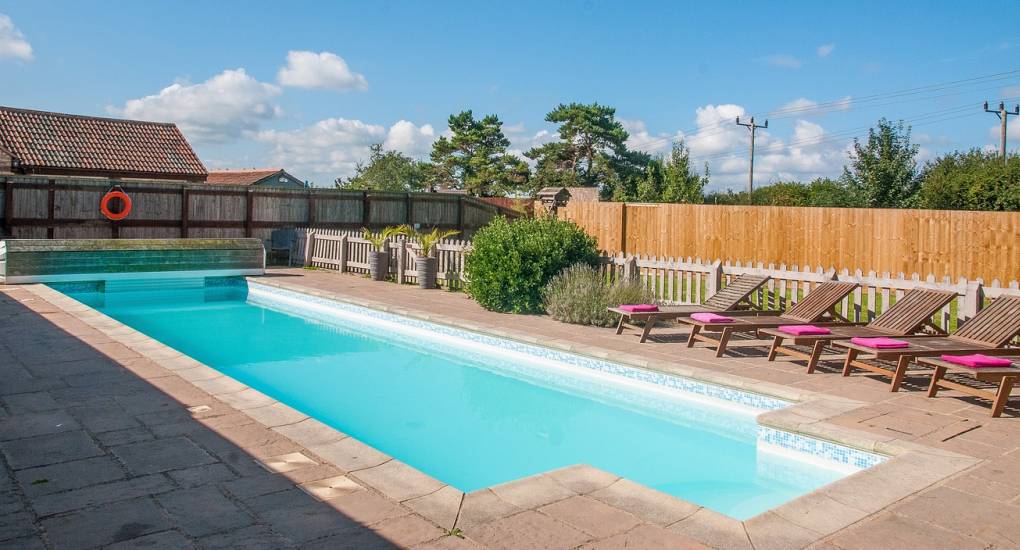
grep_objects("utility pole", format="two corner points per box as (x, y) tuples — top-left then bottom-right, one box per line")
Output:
(736, 116), (768, 193)
(984, 101), (1019, 163)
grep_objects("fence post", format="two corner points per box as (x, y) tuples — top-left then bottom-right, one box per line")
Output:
(961, 279), (985, 323)
(623, 255), (638, 282)
(396, 239), (406, 284)
(706, 260), (722, 299)
(338, 235), (348, 273)
(303, 229), (316, 267)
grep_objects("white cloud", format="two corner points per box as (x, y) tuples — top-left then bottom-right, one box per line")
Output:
(255, 118), (436, 185)
(382, 120), (436, 155)
(817, 43), (836, 58)
(764, 54), (802, 69)
(112, 69), (281, 143)
(0, 14), (32, 61)
(621, 119), (682, 154)
(277, 50), (367, 92)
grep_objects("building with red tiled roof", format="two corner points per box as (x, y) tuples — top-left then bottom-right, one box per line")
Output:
(0, 106), (207, 182)
(206, 168), (307, 188)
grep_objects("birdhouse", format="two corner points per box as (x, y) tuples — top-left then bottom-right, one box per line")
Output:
(536, 187), (572, 216)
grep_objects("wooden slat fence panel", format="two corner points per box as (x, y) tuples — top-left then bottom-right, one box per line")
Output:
(560, 201), (1020, 283)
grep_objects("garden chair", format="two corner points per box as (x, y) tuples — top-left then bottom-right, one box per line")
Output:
(919, 355), (1020, 417)
(608, 274), (777, 343)
(676, 281), (859, 357)
(834, 295), (1020, 391)
(759, 287), (957, 373)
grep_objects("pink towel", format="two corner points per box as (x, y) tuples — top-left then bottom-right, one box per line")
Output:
(691, 312), (735, 323)
(779, 325), (832, 336)
(940, 354), (1015, 368)
(619, 304), (658, 313)
(850, 336), (910, 349)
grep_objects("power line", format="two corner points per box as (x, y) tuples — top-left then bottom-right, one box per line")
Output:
(631, 68), (1020, 153)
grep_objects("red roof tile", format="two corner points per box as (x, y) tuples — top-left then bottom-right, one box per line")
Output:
(206, 168), (284, 186)
(0, 106), (207, 180)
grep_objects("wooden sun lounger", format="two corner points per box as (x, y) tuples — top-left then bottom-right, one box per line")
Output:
(919, 355), (1020, 417)
(676, 281), (860, 357)
(609, 274), (778, 343)
(834, 295), (1020, 391)
(759, 288), (957, 373)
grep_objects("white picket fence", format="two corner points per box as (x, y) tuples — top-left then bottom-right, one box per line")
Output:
(296, 228), (471, 287)
(296, 228), (1020, 330)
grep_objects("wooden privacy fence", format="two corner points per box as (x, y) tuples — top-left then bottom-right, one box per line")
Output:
(0, 175), (517, 241)
(560, 201), (1020, 283)
(299, 228), (1020, 331)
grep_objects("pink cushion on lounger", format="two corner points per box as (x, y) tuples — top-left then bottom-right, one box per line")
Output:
(779, 325), (832, 336)
(850, 336), (909, 349)
(691, 312), (735, 323)
(619, 304), (659, 313)
(939, 354), (1015, 368)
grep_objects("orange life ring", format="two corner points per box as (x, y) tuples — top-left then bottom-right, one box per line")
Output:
(100, 190), (132, 221)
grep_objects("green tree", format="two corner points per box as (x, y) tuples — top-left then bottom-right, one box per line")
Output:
(841, 118), (919, 208)
(335, 144), (427, 191)
(427, 111), (529, 196)
(659, 142), (708, 203)
(525, 102), (646, 197)
(915, 149), (1020, 211)
(702, 178), (857, 207)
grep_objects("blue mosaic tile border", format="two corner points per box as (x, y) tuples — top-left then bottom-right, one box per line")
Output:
(759, 426), (886, 469)
(249, 281), (888, 471)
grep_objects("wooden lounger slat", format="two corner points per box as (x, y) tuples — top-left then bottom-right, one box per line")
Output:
(610, 274), (773, 343)
(953, 295), (1020, 346)
(836, 294), (1020, 391)
(679, 280), (860, 357)
(761, 288), (958, 373)
(783, 281), (859, 322)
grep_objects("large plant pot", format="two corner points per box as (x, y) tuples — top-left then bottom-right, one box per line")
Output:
(416, 256), (438, 289)
(368, 250), (389, 281)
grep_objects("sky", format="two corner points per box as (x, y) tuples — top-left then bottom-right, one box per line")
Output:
(2, 0), (1020, 189)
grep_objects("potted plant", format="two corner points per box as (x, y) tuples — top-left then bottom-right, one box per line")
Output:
(362, 226), (402, 281)
(409, 227), (460, 289)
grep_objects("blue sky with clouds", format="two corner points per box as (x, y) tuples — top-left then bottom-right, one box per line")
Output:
(2, 0), (1019, 188)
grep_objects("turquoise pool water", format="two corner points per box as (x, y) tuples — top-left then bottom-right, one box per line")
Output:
(55, 278), (853, 520)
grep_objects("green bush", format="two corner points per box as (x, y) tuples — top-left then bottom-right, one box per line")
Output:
(543, 264), (654, 326)
(465, 216), (599, 313)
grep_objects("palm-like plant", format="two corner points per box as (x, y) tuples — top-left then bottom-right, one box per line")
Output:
(414, 228), (460, 257)
(362, 226), (404, 251)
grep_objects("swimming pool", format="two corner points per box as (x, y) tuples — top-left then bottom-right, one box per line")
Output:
(53, 277), (883, 520)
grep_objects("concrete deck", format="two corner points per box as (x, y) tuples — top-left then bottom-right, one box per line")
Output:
(1, 268), (1018, 549)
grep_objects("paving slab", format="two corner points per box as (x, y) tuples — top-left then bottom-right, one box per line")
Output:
(351, 459), (446, 502)
(589, 478), (700, 526)
(309, 437), (390, 472)
(489, 474), (576, 510)
(31, 473), (176, 517)
(456, 489), (522, 529)
(156, 485), (254, 537)
(15, 455), (125, 496)
(112, 436), (216, 475)
(299, 475), (366, 501)
(579, 524), (711, 549)
(106, 530), (196, 549)
(539, 495), (643, 538)
(1, 430), (103, 470)
(405, 485), (464, 528)
(369, 514), (447, 547)
(468, 510), (592, 550)
(40, 497), (172, 550)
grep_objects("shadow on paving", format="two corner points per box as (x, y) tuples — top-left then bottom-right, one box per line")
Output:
(0, 289), (428, 549)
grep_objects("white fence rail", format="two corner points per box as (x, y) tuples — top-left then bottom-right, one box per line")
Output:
(297, 228), (1020, 330)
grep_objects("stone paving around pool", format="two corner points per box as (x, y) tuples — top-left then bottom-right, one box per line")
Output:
(2, 268), (1019, 549)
